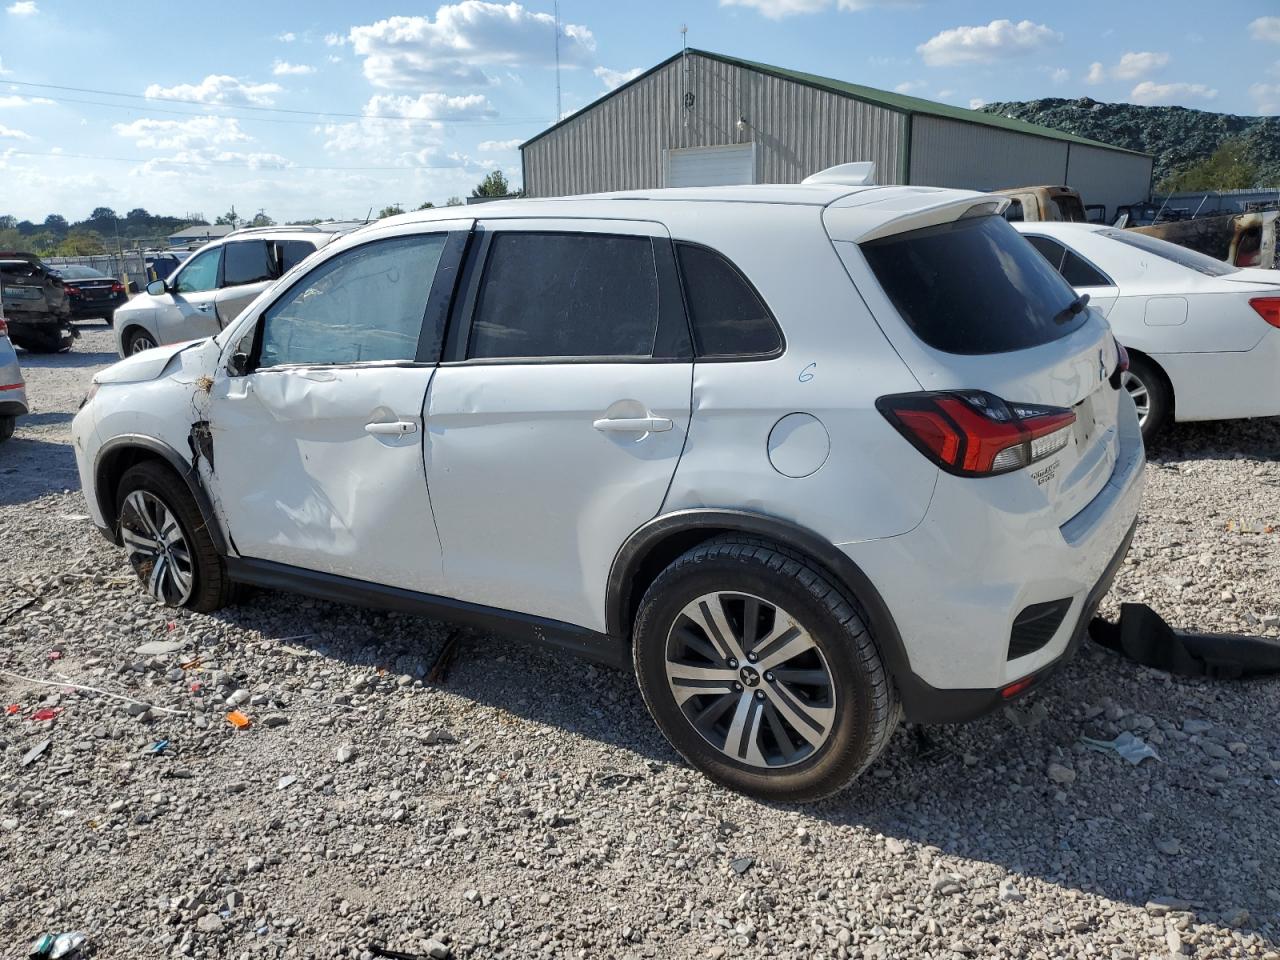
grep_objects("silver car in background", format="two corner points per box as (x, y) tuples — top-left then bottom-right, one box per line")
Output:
(0, 312), (28, 442)
(111, 224), (357, 357)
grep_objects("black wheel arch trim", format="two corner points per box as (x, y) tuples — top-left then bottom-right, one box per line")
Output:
(93, 434), (229, 555)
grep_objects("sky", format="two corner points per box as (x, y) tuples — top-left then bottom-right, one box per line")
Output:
(1, 0), (1278, 224)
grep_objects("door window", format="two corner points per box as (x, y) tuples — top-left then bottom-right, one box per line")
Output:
(676, 243), (781, 357)
(468, 232), (660, 359)
(1025, 235), (1113, 287)
(173, 246), (221, 294)
(222, 240), (273, 286)
(275, 239), (317, 274)
(257, 234), (446, 368)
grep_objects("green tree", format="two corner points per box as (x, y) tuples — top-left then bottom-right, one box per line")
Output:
(250, 210), (276, 227)
(1158, 137), (1260, 193)
(56, 230), (106, 255)
(43, 213), (69, 234)
(416, 201), (435, 211)
(378, 204), (405, 218)
(126, 208), (150, 221)
(445, 195), (464, 207)
(215, 208), (240, 227)
(470, 170), (510, 199)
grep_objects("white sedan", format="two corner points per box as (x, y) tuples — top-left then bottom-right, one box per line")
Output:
(1014, 221), (1280, 440)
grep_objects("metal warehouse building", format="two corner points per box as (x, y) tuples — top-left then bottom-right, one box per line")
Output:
(522, 49), (1153, 216)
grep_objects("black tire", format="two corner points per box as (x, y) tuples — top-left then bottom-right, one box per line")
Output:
(1123, 354), (1171, 443)
(124, 326), (158, 355)
(12, 328), (69, 354)
(633, 536), (899, 802)
(0, 416), (13, 442)
(115, 461), (231, 613)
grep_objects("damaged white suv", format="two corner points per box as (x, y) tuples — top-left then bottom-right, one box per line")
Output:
(73, 179), (1144, 800)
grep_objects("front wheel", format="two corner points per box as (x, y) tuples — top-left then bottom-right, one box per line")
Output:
(1122, 354), (1171, 443)
(116, 461), (231, 612)
(633, 537), (899, 802)
(0, 416), (14, 442)
(124, 327), (158, 355)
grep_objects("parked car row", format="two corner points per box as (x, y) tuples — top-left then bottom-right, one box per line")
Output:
(0, 252), (76, 353)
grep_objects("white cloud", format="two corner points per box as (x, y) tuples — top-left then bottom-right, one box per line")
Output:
(348, 4), (596, 88)
(0, 95), (53, 107)
(1111, 51), (1170, 81)
(893, 80), (925, 94)
(594, 65), (642, 90)
(1249, 82), (1280, 114)
(918, 19), (1061, 67)
(318, 92), (495, 160)
(968, 98), (986, 110)
(277, 31), (296, 42)
(1050, 67), (1069, 84)
(139, 150), (293, 176)
(0, 56), (10, 75)
(327, 55), (343, 64)
(477, 138), (522, 152)
(1085, 61), (1106, 85)
(145, 75), (283, 106)
(0, 123), (32, 139)
(720, 0), (918, 16)
(324, 32), (347, 46)
(6, 1), (37, 15)
(1250, 16), (1280, 43)
(365, 92), (495, 120)
(1129, 81), (1218, 105)
(114, 116), (250, 150)
(272, 61), (316, 76)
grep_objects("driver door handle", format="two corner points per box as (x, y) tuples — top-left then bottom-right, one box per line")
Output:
(366, 420), (418, 436)
(194, 303), (213, 312)
(593, 416), (673, 433)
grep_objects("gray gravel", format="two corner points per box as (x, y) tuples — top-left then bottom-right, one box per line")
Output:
(1, 323), (1278, 959)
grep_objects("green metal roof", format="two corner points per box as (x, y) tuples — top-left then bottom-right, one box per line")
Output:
(523, 49), (1150, 159)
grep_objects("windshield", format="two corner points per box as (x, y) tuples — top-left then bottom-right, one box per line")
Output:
(861, 214), (1088, 355)
(1099, 229), (1239, 277)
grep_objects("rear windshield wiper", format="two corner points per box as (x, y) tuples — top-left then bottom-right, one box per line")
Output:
(1052, 292), (1090, 325)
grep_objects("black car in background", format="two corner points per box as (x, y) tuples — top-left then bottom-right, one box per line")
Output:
(52, 265), (129, 324)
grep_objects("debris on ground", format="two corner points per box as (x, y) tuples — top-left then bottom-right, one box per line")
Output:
(1080, 731), (1161, 765)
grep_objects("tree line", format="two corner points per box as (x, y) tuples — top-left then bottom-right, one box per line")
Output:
(0, 170), (519, 256)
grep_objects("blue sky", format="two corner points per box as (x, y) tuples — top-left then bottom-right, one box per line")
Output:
(1, 0), (1278, 223)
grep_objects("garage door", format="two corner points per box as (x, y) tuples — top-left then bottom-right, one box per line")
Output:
(664, 144), (755, 188)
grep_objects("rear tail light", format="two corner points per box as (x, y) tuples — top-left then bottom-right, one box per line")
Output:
(63, 284), (82, 296)
(0, 318), (7, 336)
(877, 390), (1076, 477)
(1250, 297), (1280, 329)
(111, 281), (125, 294)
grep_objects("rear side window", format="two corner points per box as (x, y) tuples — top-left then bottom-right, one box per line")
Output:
(676, 243), (782, 357)
(222, 240), (273, 286)
(468, 232), (659, 359)
(862, 215), (1086, 355)
(1025, 235), (1113, 287)
(275, 239), (316, 274)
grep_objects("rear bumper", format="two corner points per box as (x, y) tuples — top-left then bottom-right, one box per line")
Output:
(842, 389), (1146, 723)
(1156, 330), (1280, 423)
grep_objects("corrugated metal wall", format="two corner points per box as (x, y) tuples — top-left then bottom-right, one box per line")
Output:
(1065, 144), (1153, 218)
(909, 115), (1068, 192)
(522, 53), (906, 197)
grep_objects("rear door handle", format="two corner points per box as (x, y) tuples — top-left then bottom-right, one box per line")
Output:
(365, 420), (418, 436)
(593, 417), (673, 433)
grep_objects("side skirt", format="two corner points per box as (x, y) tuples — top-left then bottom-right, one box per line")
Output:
(225, 557), (631, 671)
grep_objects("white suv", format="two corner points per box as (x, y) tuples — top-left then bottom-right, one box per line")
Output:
(112, 225), (349, 357)
(72, 181), (1144, 800)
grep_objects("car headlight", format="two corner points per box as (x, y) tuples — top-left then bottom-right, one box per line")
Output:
(79, 382), (100, 409)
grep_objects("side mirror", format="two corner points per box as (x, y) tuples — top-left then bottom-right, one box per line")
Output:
(228, 352), (250, 377)
(146, 279), (167, 296)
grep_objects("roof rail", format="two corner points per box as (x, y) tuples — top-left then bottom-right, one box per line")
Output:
(223, 224), (327, 238)
(802, 162), (877, 187)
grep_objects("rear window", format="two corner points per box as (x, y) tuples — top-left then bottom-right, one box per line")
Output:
(862, 215), (1087, 355)
(676, 243), (782, 357)
(1098, 228), (1238, 277)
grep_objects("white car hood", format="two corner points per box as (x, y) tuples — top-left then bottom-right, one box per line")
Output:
(94, 339), (205, 385)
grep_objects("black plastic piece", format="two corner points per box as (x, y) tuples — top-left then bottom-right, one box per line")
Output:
(1009, 598), (1073, 659)
(1089, 603), (1280, 679)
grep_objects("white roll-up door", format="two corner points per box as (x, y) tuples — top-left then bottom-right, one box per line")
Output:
(663, 144), (756, 187)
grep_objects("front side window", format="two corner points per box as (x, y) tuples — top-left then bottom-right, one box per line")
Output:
(676, 243), (781, 357)
(257, 234), (446, 368)
(173, 247), (221, 295)
(862, 215), (1087, 355)
(222, 240), (273, 286)
(468, 232), (660, 360)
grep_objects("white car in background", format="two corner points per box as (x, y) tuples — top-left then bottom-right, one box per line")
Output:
(112, 226), (348, 358)
(73, 181), (1143, 800)
(0, 312), (27, 441)
(1014, 221), (1280, 440)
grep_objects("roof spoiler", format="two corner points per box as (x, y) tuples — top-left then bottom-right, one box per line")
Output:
(802, 162), (876, 187)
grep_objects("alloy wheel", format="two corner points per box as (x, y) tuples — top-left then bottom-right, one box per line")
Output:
(129, 333), (157, 355)
(120, 490), (194, 605)
(664, 592), (836, 769)
(1121, 370), (1150, 426)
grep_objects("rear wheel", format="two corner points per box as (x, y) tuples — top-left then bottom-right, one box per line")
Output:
(116, 461), (231, 612)
(12, 327), (72, 353)
(633, 537), (899, 802)
(1122, 354), (1171, 443)
(125, 327), (158, 355)
(0, 416), (14, 442)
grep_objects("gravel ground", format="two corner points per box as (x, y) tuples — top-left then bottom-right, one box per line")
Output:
(1, 323), (1278, 960)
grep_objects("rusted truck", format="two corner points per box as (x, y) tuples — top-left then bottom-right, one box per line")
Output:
(995, 186), (1278, 269)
